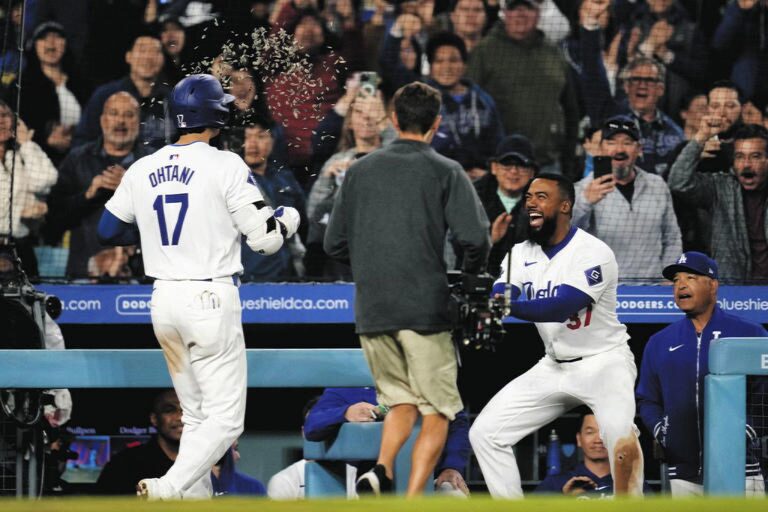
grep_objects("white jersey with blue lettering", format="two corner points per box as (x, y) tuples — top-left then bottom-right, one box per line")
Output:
(105, 141), (263, 280)
(496, 227), (629, 360)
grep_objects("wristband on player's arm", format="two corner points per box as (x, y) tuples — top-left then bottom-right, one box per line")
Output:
(505, 285), (593, 323)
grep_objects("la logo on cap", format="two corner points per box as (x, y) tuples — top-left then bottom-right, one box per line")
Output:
(678, 254), (687, 264)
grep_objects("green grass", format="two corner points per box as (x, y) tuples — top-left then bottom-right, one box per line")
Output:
(0, 496), (765, 512)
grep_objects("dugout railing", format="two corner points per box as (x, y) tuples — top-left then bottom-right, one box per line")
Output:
(705, 337), (768, 495)
(0, 348), (431, 497)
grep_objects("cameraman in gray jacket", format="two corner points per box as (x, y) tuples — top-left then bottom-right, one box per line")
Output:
(668, 121), (768, 282)
(573, 115), (682, 283)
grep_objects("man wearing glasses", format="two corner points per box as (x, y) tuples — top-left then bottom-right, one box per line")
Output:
(669, 122), (768, 282)
(579, 0), (684, 178)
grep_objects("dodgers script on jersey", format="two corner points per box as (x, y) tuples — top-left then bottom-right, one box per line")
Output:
(105, 142), (263, 280)
(497, 228), (629, 360)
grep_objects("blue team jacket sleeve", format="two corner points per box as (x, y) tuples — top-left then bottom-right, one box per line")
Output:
(97, 209), (139, 246)
(506, 285), (593, 323)
(636, 335), (665, 441)
(303, 389), (355, 442)
(436, 410), (470, 474)
(303, 388), (377, 442)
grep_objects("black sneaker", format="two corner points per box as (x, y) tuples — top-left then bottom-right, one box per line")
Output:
(355, 464), (393, 496)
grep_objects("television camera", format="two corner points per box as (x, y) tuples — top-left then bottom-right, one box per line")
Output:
(448, 271), (508, 351)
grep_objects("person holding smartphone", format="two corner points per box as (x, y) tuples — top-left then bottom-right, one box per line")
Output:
(572, 115), (682, 284)
(534, 408), (652, 497)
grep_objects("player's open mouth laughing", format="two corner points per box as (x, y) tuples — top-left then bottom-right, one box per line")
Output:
(676, 291), (693, 303)
(529, 211), (543, 229)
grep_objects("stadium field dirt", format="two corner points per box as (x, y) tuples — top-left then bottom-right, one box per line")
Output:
(0, 497), (766, 511)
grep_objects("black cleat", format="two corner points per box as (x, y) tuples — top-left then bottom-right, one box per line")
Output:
(355, 464), (393, 497)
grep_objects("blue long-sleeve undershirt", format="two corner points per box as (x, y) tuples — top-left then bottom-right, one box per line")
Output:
(492, 283), (593, 323)
(97, 209), (139, 246)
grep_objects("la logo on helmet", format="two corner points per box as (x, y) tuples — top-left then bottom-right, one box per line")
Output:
(177, 114), (186, 128)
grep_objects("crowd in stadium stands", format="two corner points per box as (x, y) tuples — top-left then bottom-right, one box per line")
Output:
(1, 0), (767, 284)
(2, 1), (766, 498)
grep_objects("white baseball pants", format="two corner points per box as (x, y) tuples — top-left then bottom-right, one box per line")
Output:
(470, 345), (644, 498)
(150, 279), (247, 498)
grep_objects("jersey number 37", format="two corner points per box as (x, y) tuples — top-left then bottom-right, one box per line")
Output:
(566, 304), (593, 330)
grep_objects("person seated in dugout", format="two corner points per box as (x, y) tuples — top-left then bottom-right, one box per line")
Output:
(534, 407), (651, 497)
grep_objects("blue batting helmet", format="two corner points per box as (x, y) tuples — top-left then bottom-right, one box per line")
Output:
(169, 74), (235, 129)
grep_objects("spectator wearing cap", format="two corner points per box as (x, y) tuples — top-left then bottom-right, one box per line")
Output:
(34, 0), (90, 68)
(15, 21), (90, 166)
(470, 134), (536, 276)
(157, 17), (190, 86)
(579, 1), (684, 178)
(73, 31), (171, 150)
(468, 0), (579, 176)
(426, 32), (504, 177)
(574, 115), (681, 282)
(668, 122), (768, 282)
(636, 252), (767, 496)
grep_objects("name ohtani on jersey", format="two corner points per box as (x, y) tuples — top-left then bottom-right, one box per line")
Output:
(104, 142), (263, 281)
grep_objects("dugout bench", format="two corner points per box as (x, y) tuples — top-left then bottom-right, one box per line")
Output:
(0, 349), (425, 497)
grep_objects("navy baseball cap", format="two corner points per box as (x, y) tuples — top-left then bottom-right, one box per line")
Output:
(31, 21), (66, 41)
(491, 134), (538, 169)
(663, 252), (719, 281)
(601, 115), (640, 142)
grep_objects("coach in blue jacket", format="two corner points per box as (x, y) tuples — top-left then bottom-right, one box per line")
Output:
(304, 387), (470, 496)
(636, 252), (767, 496)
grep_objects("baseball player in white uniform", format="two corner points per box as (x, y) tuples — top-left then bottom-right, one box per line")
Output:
(97, 74), (300, 499)
(469, 173), (644, 498)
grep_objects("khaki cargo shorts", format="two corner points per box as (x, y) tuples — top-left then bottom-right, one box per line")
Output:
(359, 330), (463, 420)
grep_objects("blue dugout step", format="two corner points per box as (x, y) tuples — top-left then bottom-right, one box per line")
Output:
(36, 283), (768, 325)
